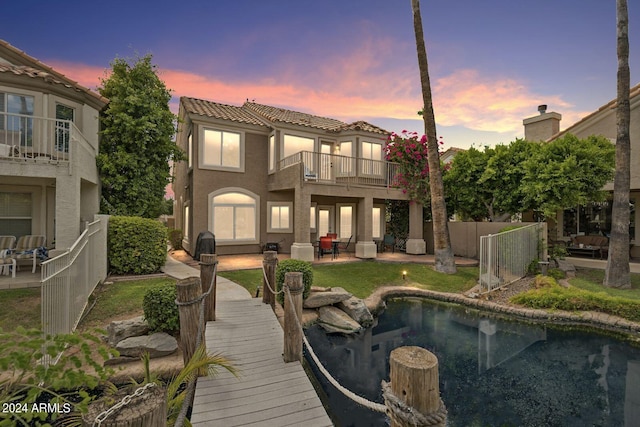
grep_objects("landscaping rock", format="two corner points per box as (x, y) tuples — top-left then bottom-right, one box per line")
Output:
(556, 259), (576, 278)
(107, 316), (149, 346)
(317, 306), (362, 334)
(115, 332), (178, 358)
(338, 296), (374, 328)
(304, 290), (351, 308)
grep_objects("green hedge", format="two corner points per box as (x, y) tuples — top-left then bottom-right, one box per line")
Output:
(275, 259), (313, 306)
(142, 284), (179, 333)
(512, 277), (640, 323)
(108, 216), (167, 275)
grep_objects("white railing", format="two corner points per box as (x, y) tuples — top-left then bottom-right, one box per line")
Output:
(278, 151), (401, 188)
(478, 223), (544, 293)
(40, 219), (106, 364)
(0, 112), (93, 173)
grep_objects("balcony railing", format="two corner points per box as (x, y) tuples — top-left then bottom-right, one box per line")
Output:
(278, 151), (402, 188)
(0, 112), (93, 171)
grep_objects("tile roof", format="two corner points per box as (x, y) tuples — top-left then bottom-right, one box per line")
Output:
(182, 97), (389, 135)
(0, 40), (108, 108)
(181, 97), (269, 127)
(551, 82), (640, 141)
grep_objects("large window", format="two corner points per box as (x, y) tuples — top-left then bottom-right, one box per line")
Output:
(55, 103), (74, 153)
(283, 134), (314, 159)
(361, 141), (382, 175)
(0, 192), (32, 237)
(201, 128), (242, 171)
(338, 204), (355, 240)
(0, 92), (34, 146)
(268, 202), (292, 233)
(210, 190), (258, 243)
(563, 200), (636, 239)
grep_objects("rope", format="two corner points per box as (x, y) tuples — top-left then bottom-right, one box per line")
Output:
(261, 257), (283, 295)
(284, 286), (387, 413)
(381, 381), (447, 426)
(174, 261), (217, 427)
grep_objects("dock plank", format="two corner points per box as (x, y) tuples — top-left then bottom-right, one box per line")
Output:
(191, 298), (332, 426)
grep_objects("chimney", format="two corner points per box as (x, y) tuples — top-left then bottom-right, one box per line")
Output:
(523, 106), (561, 141)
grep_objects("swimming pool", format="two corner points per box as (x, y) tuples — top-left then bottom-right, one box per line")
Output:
(305, 297), (640, 426)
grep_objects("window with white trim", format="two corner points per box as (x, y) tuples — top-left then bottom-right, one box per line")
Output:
(283, 134), (314, 159)
(310, 203), (317, 232)
(267, 202), (293, 233)
(188, 132), (193, 169)
(0, 92), (34, 146)
(337, 204), (355, 240)
(183, 203), (190, 243)
(210, 190), (259, 243)
(269, 134), (275, 172)
(338, 141), (354, 176)
(55, 103), (74, 153)
(361, 141), (383, 175)
(201, 128), (243, 171)
(372, 207), (382, 240)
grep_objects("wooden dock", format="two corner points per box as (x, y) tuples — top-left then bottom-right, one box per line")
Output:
(191, 298), (333, 426)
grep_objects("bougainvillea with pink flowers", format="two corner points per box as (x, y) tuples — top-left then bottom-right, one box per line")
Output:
(384, 130), (443, 205)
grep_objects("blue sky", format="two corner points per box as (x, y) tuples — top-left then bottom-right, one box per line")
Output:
(4, 0), (639, 149)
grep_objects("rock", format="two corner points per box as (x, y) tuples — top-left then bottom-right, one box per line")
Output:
(337, 296), (374, 328)
(107, 316), (149, 346)
(115, 332), (178, 358)
(317, 306), (362, 334)
(304, 290), (352, 308)
(556, 259), (576, 278)
(310, 286), (330, 292)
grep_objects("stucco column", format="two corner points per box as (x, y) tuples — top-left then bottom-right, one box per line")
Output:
(54, 174), (81, 250)
(406, 202), (426, 254)
(355, 196), (377, 259)
(291, 186), (314, 261)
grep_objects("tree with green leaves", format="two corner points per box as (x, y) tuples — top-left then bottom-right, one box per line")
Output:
(411, 0), (456, 273)
(605, 0), (631, 288)
(97, 54), (185, 218)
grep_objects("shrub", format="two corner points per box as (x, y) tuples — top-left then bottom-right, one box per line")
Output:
(547, 268), (566, 280)
(533, 274), (558, 288)
(168, 228), (182, 250)
(108, 216), (167, 274)
(142, 284), (179, 333)
(275, 259), (313, 305)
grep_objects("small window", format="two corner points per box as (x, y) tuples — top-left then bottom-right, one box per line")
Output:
(55, 103), (74, 153)
(372, 207), (382, 240)
(188, 132), (193, 169)
(338, 204), (355, 240)
(361, 141), (383, 175)
(269, 134), (275, 172)
(0, 192), (32, 237)
(268, 202), (293, 233)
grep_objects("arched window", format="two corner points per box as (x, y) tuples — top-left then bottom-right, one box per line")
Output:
(209, 189), (259, 244)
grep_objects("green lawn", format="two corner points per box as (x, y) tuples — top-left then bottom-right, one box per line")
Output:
(569, 268), (640, 300)
(219, 261), (479, 299)
(0, 288), (41, 331)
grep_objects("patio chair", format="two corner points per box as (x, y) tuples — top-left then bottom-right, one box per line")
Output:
(337, 235), (352, 257)
(11, 235), (46, 273)
(383, 234), (395, 253)
(319, 236), (334, 258)
(0, 235), (16, 278)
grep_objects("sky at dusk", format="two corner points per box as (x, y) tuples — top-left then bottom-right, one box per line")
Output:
(4, 0), (639, 149)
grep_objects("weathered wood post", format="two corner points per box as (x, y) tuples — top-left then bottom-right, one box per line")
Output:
(283, 272), (303, 362)
(82, 384), (167, 426)
(176, 277), (205, 366)
(262, 251), (277, 308)
(200, 253), (217, 321)
(385, 346), (447, 427)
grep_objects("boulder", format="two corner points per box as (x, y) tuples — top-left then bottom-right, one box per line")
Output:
(115, 332), (178, 358)
(107, 316), (149, 346)
(338, 296), (374, 328)
(318, 306), (362, 334)
(304, 290), (351, 308)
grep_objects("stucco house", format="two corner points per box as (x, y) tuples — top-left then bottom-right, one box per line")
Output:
(0, 40), (108, 253)
(522, 83), (640, 255)
(173, 97), (428, 262)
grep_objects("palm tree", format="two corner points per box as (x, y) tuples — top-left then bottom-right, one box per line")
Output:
(411, 0), (457, 273)
(605, 0), (631, 288)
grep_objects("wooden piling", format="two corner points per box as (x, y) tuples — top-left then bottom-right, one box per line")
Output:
(387, 346), (446, 427)
(283, 272), (303, 363)
(200, 253), (217, 321)
(176, 277), (205, 366)
(262, 251), (277, 308)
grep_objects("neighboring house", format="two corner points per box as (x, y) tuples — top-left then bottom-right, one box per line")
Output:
(522, 84), (640, 254)
(173, 97), (428, 261)
(0, 40), (108, 252)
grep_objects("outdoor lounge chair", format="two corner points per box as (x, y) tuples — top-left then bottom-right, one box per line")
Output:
(0, 235), (16, 278)
(11, 235), (46, 273)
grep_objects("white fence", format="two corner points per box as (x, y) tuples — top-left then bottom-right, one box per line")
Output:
(40, 219), (107, 363)
(478, 223), (545, 293)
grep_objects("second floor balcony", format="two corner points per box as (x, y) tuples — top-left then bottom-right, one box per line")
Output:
(274, 151), (402, 189)
(0, 112), (93, 171)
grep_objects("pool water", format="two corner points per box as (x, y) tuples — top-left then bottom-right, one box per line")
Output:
(305, 298), (640, 427)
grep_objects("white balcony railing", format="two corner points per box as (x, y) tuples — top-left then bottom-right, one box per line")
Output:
(0, 112), (93, 172)
(278, 151), (401, 188)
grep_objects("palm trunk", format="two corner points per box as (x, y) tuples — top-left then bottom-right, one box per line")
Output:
(604, 0), (631, 288)
(411, 0), (456, 273)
